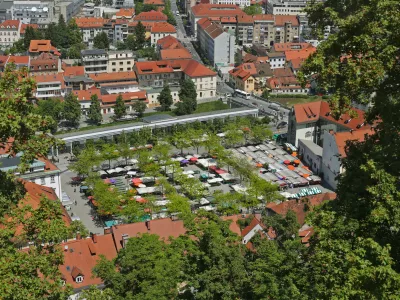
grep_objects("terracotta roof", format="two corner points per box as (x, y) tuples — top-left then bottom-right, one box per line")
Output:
(0, 20), (20, 29)
(135, 59), (216, 77)
(272, 42), (314, 52)
(267, 192), (337, 224)
(209, 16), (237, 23)
(150, 22), (176, 33)
(111, 218), (186, 251)
(89, 71), (137, 83)
(160, 49), (192, 60)
(197, 18), (225, 39)
(253, 14), (274, 21)
(241, 217), (265, 237)
(243, 53), (269, 64)
(157, 35), (184, 49)
(29, 40), (52, 52)
(274, 15), (299, 27)
(144, 0), (165, 5)
(237, 14), (254, 24)
(59, 234), (117, 289)
(101, 91), (147, 104)
(229, 63), (258, 81)
(74, 17), (107, 28)
(191, 4), (244, 17)
(293, 101), (371, 131)
(134, 10), (167, 21)
(272, 67), (294, 77)
(20, 24), (38, 34)
(73, 89), (101, 101)
(332, 128), (372, 157)
(127, 21), (154, 30)
(32, 73), (65, 84)
(115, 8), (135, 17)
(7, 56), (30, 65)
(288, 57), (306, 70)
(299, 227), (314, 245)
(63, 66), (85, 76)
(30, 53), (59, 71)
(284, 47), (316, 62)
(221, 214), (250, 235)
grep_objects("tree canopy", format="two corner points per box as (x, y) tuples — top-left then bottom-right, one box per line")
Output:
(88, 94), (103, 125)
(113, 94), (127, 120)
(93, 31), (110, 50)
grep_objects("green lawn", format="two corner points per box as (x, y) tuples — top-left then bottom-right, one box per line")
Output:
(194, 101), (229, 113)
(271, 97), (322, 108)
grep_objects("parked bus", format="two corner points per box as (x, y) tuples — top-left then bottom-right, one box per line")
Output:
(234, 89), (251, 99)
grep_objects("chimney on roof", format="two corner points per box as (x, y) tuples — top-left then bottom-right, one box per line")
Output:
(350, 129), (354, 133)
(356, 122), (365, 129)
(329, 129), (334, 135)
(145, 220), (151, 231)
(344, 118), (352, 124)
(76, 232), (81, 240)
(122, 233), (129, 248)
(64, 245), (68, 251)
(104, 227), (111, 234)
(91, 233), (98, 243)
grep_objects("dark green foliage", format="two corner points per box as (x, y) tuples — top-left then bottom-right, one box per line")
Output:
(35, 98), (63, 133)
(157, 85), (173, 111)
(88, 94), (102, 125)
(176, 79), (197, 115)
(243, 4), (262, 15)
(133, 100), (147, 117)
(113, 94), (127, 119)
(134, 21), (146, 49)
(63, 92), (81, 127)
(93, 31), (109, 49)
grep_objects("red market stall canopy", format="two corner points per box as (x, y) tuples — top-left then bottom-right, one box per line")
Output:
(132, 178), (143, 186)
(283, 160), (291, 165)
(189, 157), (198, 162)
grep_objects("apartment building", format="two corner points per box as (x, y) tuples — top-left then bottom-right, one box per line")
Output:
(29, 52), (61, 74)
(266, 0), (307, 16)
(190, 4), (244, 36)
(81, 49), (108, 74)
(236, 14), (254, 46)
(112, 0), (134, 9)
(32, 73), (66, 99)
(268, 51), (286, 68)
(101, 91), (148, 114)
(197, 18), (235, 67)
(156, 34), (185, 50)
(150, 22), (177, 46)
(160, 48), (192, 60)
(210, 0), (250, 8)
(0, 20), (21, 48)
(75, 17), (106, 47)
(11, 0), (56, 27)
(146, 86), (180, 107)
(82, 2), (95, 17)
(229, 62), (273, 94)
(114, 8), (135, 20)
(134, 59), (217, 99)
(29, 39), (61, 56)
(107, 50), (135, 72)
(89, 71), (138, 96)
(133, 10), (167, 22)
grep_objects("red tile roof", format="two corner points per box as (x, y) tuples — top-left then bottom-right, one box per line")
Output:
(63, 66), (85, 76)
(332, 128), (372, 157)
(208, 16), (237, 23)
(237, 14), (254, 24)
(73, 89), (101, 101)
(253, 14), (274, 21)
(191, 4), (244, 17)
(134, 10), (167, 21)
(135, 59), (216, 77)
(299, 227), (314, 245)
(32, 73), (65, 85)
(221, 214), (250, 235)
(274, 15), (299, 27)
(284, 47), (316, 62)
(59, 234), (117, 289)
(0, 20), (20, 29)
(115, 8), (135, 17)
(272, 67), (294, 77)
(74, 17), (107, 28)
(241, 217), (265, 237)
(88, 71), (137, 83)
(288, 57), (306, 70)
(229, 63), (257, 81)
(272, 42), (314, 52)
(111, 218), (186, 251)
(293, 101), (371, 131)
(150, 22), (176, 33)
(144, 0), (165, 5)
(20, 24), (38, 34)
(157, 35), (184, 49)
(160, 49), (192, 60)
(101, 91), (147, 104)
(267, 192), (337, 224)
(7, 56), (30, 65)
(242, 53), (269, 64)
(29, 40), (52, 52)
(197, 18), (225, 39)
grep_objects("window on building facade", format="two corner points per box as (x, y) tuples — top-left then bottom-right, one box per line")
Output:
(50, 175), (55, 183)
(40, 177), (45, 185)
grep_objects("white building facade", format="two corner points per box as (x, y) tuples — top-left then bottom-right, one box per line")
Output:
(107, 50), (135, 72)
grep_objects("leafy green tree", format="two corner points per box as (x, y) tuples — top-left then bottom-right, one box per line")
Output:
(243, 4), (262, 15)
(133, 100), (147, 117)
(23, 26), (42, 51)
(35, 98), (63, 133)
(134, 21), (147, 49)
(124, 34), (136, 51)
(63, 92), (81, 128)
(113, 94), (127, 120)
(94, 234), (190, 299)
(178, 78), (197, 113)
(261, 89), (269, 99)
(171, 130), (191, 154)
(157, 85), (173, 111)
(137, 46), (158, 60)
(93, 31), (110, 49)
(70, 145), (102, 177)
(58, 14), (68, 48)
(80, 286), (116, 300)
(88, 93), (102, 125)
(251, 124), (272, 144)
(68, 220), (90, 239)
(101, 143), (119, 168)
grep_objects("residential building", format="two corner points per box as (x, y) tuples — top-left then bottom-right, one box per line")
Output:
(197, 18), (235, 67)
(267, 73), (309, 94)
(285, 47), (316, 74)
(210, 0), (250, 8)
(112, 0), (134, 9)
(297, 138), (322, 174)
(81, 49), (108, 74)
(156, 34), (185, 50)
(287, 101), (371, 147)
(72, 88), (102, 113)
(0, 55), (30, 71)
(270, 42), (314, 52)
(150, 22), (177, 46)
(32, 73), (66, 100)
(107, 50), (135, 72)
(253, 14), (300, 47)
(89, 71), (137, 87)
(268, 51), (286, 68)
(82, 2), (95, 17)
(160, 48), (192, 60)
(133, 10), (167, 22)
(0, 150), (63, 198)
(229, 62), (273, 94)
(189, 4), (244, 36)
(134, 59), (217, 99)
(266, 0), (307, 16)
(236, 14), (254, 46)
(11, 0), (56, 27)
(0, 19), (21, 48)
(63, 66), (94, 90)
(29, 53), (61, 74)
(127, 20), (153, 39)
(59, 233), (117, 297)
(0, 1), (13, 23)
(114, 8), (135, 20)
(29, 40), (61, 56)
(75, 17), (106, 47)
(321, 129), (372, 190)
(145, 85), (180, 107)
(55, 0), (85, 22)
(101, 90), (148, 114)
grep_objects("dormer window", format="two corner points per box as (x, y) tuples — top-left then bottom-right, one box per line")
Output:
(75, 276), (84, 283)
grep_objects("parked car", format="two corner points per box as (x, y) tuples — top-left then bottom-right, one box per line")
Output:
(277, 121), (288, 129)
